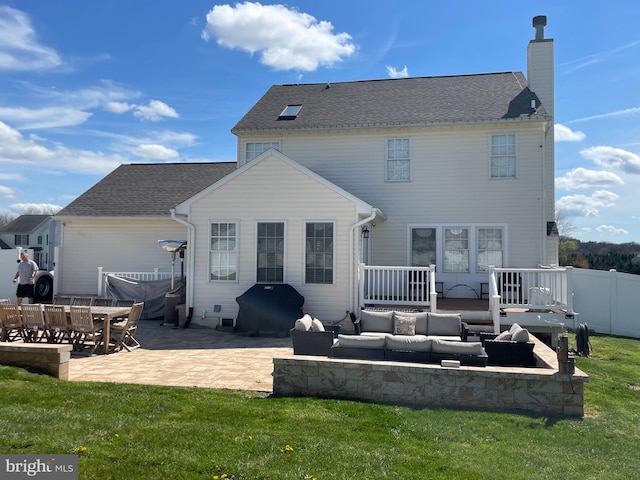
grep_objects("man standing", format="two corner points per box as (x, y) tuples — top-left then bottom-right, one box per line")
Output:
(12, 250), (39, 305)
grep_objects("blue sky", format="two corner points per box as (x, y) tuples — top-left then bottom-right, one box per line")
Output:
(0, 1), (639, 244)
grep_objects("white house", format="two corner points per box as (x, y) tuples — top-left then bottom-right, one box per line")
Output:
(55, 16), (567, 330)
(0, 215), (54, 271)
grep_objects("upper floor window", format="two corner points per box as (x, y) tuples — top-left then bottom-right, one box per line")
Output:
(491, 134), (516, 178)
(246, 142), (280, 161)
(444, 228), (469, 273)
(210, 222), (237, 281)
(257, 222), (285, 283)
(305, 222), (334, 284)
(37, 235), (43, 245)
(477, 228), (503, 272)
(386, 138), (411, 181)
(14, 234), (29, 245)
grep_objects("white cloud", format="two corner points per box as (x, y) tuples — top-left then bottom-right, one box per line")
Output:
(554, 124), (585, 142)
(570, 106), (640, 124)
(0, 185), (15, 199)
(133, 144), (179, 160)
(556, 190), (619, 218)
(133, 100), (179, 122)
(104, 101), (135, 114)
(386, 65), (408, 78)
(0, 120), (125, 174)
(596, 224), (629, 236)
(580, 146), (640, 174)
(555, 167), (624, 190)
(0, 106), (92, 130)
(202, 2), (356, 71)
(8, 203), (62, 215)
(0, 6), (62, 71)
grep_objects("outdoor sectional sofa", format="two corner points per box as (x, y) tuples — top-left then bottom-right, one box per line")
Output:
(480, 323), (536, 367)
(330, 310), (488, 366)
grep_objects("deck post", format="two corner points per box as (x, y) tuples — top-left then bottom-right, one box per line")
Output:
(97, 266), (104, 296)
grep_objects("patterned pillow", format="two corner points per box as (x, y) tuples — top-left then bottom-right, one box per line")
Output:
(394, 316), (416, 336)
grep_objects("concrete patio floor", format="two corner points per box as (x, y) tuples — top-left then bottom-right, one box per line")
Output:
(68, 319), (293, 392)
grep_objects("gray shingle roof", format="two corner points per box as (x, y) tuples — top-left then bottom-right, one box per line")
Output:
(0, 214), (50, 233)
(56, 162), (237, 217)
(232, 72), (547, 133)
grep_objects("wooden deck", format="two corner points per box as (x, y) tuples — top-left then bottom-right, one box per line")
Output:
(437, 298), (489, 312)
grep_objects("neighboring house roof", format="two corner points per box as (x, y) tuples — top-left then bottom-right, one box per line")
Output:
(56, 162), (237, 218)
(232, 72), (547, 133)
(0, 214), (50, 233)
(0, 238), (11, 249)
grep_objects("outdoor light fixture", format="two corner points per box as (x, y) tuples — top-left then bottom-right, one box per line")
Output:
(362, 226), (370, 239)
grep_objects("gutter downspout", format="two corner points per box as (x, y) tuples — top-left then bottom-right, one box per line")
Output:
(171, 209), (195, 310)
(349, 208), (383, 313)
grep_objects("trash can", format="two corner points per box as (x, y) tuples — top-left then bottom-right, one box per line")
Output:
(164, 293), (180, 326)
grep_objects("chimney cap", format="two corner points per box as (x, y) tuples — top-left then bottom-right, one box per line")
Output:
(532, 15), (547, 40)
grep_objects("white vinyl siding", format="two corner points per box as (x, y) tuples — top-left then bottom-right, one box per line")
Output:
(246, 142), (280, 161)
(209, 222), (237, 281)
(305, 222), (334, 284)
(257, 222), (285, 283)
(477, 228), (503, 272)
(491, 134), (516, 178)
(386, 138), (411, 181)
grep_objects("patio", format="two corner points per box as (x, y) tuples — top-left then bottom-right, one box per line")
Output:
(68, 319), (292, 391)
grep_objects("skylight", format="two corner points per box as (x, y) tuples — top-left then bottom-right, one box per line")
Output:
(279, 104), (302, 118)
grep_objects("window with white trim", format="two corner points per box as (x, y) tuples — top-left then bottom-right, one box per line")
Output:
(410, 227), (436, 266)
(444, 228), (469, 273)
(477, 228), (503, 272)
(305, 222), (334, 284)
(386, 138), (411, 181)
(246, 142), (280, 161)
(491, 134), (516, 178)
(14, 234), (29, 245)
(210, 222), (237, 281)
(257, 222), (284, 282)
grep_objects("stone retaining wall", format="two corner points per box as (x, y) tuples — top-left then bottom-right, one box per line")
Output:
(0, 343), (73, 379)
(273, 337), (588, 416)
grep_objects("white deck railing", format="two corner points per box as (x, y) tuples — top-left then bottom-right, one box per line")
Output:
(358, 264), (437, 309)
(97, 267), (173, 296)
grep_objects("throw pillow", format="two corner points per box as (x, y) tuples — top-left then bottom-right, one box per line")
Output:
(495, 330), (512, 341)
(511, 327), (530, 342)
(310, 318), (325, 332)
(294, 314), (313, 331)
(394, 311), (428, 335)
(394, 316), (416, 336)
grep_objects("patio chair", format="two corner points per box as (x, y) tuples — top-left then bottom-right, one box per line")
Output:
(0, 304), (24, 342)
(69, 306), (104, 355)
(92, 297), (114, 306)
(53, 295), (74, 305)
(44, 304), (72, 344)
(20, 304), (47, 342)
(109, 302), (143, 352)
(72, 296), (94, 306)
(0, 298), (10, 304)
(115, 299), (136, 307)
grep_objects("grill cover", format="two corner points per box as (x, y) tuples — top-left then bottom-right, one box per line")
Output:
(235, 284), (304, 335)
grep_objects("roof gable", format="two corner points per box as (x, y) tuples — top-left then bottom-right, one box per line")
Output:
(175, 149), (377, 216)
(232, 72), (546, 133)
(56, 162), (236, 218)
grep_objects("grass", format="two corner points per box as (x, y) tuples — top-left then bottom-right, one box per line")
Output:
(0, 335), (639, 479)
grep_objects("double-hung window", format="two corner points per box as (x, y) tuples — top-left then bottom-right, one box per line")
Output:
(386, 138), (411, 181)
(491, 134), (516, 178)
(246, 142), (280, 161)
(410, 227), (436, 266)
(477, 228), (503, 272)
(444, 228), (469, 273)
(14, 234), (29, 245)
(210, 222), (237, 281)
(305, 222), (334, 284)
(257, 222), (284, 282)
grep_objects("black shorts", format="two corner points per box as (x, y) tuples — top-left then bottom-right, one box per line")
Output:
(16, 283), (35, 299)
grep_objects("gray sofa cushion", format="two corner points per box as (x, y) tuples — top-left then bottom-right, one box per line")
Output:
(431, 338), (485, 355)
(427, 313), (462, 336)
(386, 335), (432, 352)
(394, 311), (428, 335)
(360, 310), (394, 333)
(337, 334), (386, 348)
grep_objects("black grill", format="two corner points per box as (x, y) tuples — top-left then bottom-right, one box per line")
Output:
(235, 284), (304, 335)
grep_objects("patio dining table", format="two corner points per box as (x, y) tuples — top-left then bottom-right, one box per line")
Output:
(61, 305), (132, 354)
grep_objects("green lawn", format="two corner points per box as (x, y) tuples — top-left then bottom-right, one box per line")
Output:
(1, 335), (639, 479)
